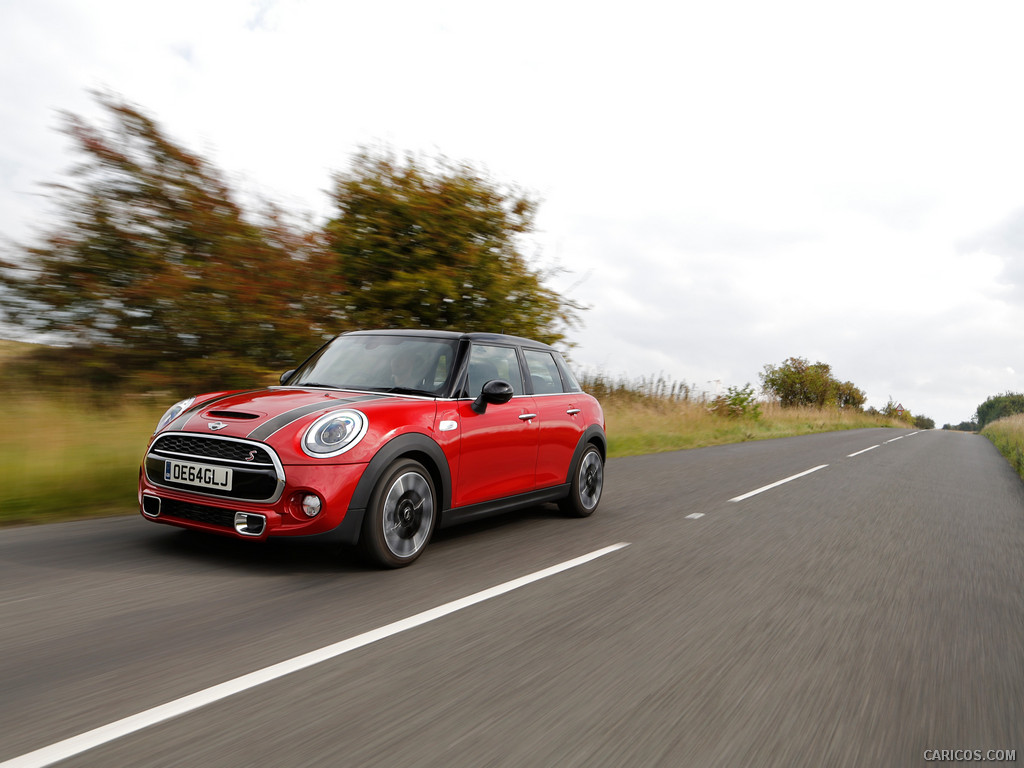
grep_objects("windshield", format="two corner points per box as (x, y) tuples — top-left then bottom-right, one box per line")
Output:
(288, 335), (459, 396)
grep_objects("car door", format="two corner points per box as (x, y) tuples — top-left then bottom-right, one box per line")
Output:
(523, 348), (586, 489)
(452, 342), (539, 508)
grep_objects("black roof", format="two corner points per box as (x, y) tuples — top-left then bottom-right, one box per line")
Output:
(343, 329), (557, 351)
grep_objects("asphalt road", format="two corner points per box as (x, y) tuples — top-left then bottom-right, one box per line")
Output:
(1, 428), (1022, 767)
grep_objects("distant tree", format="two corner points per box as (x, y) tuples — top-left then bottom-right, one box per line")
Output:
(324, 149), (579, 346)
(913, 414), (935, 430)
(0, 93), (341, 389)
(943, 421), (979, 432)
(759, 356), (865, 409)
(882, 398), (916, 424)
(975, 392), (1024, 429)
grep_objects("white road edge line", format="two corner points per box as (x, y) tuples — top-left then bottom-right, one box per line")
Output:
(1, 542), (631, 768)
(848, 445), (880, 458)
(729, 465), (829, 503)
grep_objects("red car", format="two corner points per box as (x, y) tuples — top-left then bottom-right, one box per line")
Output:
(139, 330), (606, 567)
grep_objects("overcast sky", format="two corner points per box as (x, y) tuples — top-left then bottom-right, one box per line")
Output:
(2, 0), (1023, 426)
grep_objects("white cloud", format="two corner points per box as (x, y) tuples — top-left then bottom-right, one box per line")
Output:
(3, 0), (1024, 426)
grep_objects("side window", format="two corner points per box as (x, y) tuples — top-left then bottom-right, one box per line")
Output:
(554, 353), (583, 393)
(524, 350), (564, 395)
(467, 345), (524, 396)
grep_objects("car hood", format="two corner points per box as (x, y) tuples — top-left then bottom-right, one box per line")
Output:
(161, 387), (404, 442)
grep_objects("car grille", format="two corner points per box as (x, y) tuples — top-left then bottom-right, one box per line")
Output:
(152, 434), (273, 464)
(158, 499), (236, 530)
(146, 433), (284, 502)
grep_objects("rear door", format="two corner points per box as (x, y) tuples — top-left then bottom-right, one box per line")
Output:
(523, 348), (586, 489)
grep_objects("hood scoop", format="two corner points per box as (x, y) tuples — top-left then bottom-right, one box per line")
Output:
(206, 410), (262, 420)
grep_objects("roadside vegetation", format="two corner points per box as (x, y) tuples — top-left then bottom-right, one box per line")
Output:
(982, 414), (1024, 480)
(586, 372), (908, 457)
(0, 342), (911, 527)
(0, 93), (928, 526)
(978, 393), (1024, 482)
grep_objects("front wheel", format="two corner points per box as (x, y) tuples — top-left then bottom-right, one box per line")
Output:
(360, 459), (437, 568)
(559, 444), (604, 518)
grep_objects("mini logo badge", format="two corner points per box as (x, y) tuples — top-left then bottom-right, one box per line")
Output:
(207, 421), (228, 431)
(245, 450), (257, 461)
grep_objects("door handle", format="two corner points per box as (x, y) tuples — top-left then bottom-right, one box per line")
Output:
(566, 408), (581, 415)
(519, 413), (538, 421)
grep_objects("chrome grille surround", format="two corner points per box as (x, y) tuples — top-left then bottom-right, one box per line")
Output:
(146, 431), (286, 503)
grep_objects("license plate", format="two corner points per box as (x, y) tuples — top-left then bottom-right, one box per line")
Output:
(164, 460), (233, 491)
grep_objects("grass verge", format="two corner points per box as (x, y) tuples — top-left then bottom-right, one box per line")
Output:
(0, 385), (909, 527)
(982, 414), (1024, 480)
(0, 391), (166, 526)
(604, 398), (905, 456)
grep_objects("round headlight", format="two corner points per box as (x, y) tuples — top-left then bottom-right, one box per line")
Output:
(154, 396), (196, 434)
(302, 410), (368, 458)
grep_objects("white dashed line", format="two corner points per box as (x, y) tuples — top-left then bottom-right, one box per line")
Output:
(1, 543), (631, 768)
(848, 445), (880, 457)
(685, 513), (705, 519)
(729, 465), (829, 503)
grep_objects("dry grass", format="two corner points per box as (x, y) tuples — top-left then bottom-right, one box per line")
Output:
(604, 397), (906, 457)
(0, 346), (910, 525)
(982, 413), (1024, 480)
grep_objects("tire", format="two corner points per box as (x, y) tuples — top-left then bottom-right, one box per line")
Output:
(559, 444), (604, 518)
(359, 459), (437, 568)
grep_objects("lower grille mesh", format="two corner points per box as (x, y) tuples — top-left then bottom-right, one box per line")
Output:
(160, 499), (236, 529)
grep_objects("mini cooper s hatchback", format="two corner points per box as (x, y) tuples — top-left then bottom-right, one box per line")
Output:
(139, 330), (606, 567)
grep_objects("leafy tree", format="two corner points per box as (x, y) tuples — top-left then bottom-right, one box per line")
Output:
(913, 415), (935, 430)
(708, 383), (761, 419)
(324, 150), (579, 346)
(759, 356), (866, 409)
(0, 94), (341, 389)
(975, 392), (1024, 429)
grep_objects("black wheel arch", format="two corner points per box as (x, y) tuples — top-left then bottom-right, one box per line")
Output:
(350, 431), (452, 519)
(565, 425), (607, 485)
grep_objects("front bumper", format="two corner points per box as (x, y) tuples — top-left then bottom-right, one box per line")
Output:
(139, 461), (368, 542)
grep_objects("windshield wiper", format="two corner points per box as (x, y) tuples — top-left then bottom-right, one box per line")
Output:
(376, 386), (436, 397)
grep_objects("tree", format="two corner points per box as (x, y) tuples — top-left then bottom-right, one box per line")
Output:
(324, 150), (579, 346)
(0, 93), (340, 389)
(759, 356), (866, 409)
(975, 392), (1024, 429)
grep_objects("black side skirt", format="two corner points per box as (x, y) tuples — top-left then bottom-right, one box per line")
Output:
(439, 484), (570, 529)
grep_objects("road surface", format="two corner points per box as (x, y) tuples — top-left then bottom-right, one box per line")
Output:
(1, 428), (1022, 767)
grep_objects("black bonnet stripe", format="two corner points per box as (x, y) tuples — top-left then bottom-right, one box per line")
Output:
(247, 394), (384, 442)
(164, 391), (263, 433)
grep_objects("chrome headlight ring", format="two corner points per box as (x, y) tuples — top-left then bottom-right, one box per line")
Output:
(301, 409), (368, 458)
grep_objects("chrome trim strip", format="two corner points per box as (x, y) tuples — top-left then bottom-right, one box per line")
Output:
(148, 448), (275, 468)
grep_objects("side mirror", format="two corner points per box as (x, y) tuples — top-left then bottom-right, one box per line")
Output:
(471, 379), (514, 414)
(280, 369), (296, 385)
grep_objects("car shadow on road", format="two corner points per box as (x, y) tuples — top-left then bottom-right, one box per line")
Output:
(144, 503), (563, 574)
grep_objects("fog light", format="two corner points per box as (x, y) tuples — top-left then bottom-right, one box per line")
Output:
(301, 494), (322, 518)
